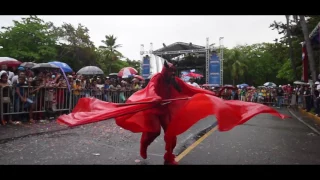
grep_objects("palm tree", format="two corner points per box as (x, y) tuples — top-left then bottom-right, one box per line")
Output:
(231, 60), (248, 85)
(299, 15), (317, 82)
(228, 49), (248, 85)
(99, 35), (123, 61)
(99, 35), (123, 73)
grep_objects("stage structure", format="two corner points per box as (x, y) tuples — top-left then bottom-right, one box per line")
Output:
(140, 44), (153, 79)
(140, 38), (224, 85)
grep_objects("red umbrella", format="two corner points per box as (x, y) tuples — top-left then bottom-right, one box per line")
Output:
(134, 75), (144, 80)
(118, 67), (138, 77)
(0, 57), (22, 67)
(187, 72), (203, 78)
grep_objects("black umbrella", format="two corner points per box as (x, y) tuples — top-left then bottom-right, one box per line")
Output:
(77, 66), (104, 75)
(31, 63), (60, 70)
(20, 62), (37, 68)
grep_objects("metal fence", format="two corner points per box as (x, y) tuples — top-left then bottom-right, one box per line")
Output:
(1, 85), (299, 121)
(0, 86), (135, 121)
(219, 92), (294, 107)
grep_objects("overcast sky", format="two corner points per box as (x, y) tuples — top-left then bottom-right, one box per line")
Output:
(0, 15), (285, 60)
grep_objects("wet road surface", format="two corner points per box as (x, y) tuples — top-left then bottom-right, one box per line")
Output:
(1, 108), (319, 164)
(179, 108), (320, 165)
(0, 115), (214, 165)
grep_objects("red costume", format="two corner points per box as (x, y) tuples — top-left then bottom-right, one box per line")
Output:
(57, 61), (287, 165)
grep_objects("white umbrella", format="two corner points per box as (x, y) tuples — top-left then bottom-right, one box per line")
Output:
(263, 82), (276, 87)
(293, 81), (307, 85)
(77, 66), (104, 75)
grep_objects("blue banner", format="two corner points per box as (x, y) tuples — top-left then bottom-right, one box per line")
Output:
(142, 56), (150, 79)
(208, 53), (221, 86)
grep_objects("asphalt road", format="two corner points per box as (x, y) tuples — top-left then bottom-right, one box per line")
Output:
(1, 108), (319, 165)
(179, 108), (320, 165)
(0, 114), (214, 165)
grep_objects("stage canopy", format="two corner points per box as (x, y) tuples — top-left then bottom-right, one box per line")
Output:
(153, 42), (205, 55)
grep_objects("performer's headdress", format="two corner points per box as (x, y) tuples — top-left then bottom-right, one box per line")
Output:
(162, 59), (181, 92)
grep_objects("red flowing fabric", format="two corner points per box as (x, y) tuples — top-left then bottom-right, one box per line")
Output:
(57, 73), (288, 136)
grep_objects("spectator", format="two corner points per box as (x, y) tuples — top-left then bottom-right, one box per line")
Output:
(0, 71), (12, 125)
(314, 82), (320, 116)
(276, 85), (284, 108)
(72, 79), (82, 105)
(187, 78), (200, 88)
(132, 78), (141, 91)
(15, 76), (35, 123)
(303, 85), (311, 112)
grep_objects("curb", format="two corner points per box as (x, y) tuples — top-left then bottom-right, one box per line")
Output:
(287, 107), (320, 136)
(298, 107), (320, 126)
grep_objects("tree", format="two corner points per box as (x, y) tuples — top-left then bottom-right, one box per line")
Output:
(270, 15), (320, 82)
(285, 15), (298, 79)
(56, 23), (97, 71)
(0, 15), (58, 62)
(299, 15), (317, 82)
(224, 48), (248, 85)
(98, 35), (123, 73)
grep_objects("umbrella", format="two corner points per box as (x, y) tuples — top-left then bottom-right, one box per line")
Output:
(49, 61), (73, 73)
(239, 83), (249, 87)
(293, 81), (307, 85)
(203, 84), (220, 87)
(0, 57), (22, 67)
(77, 66), (104, 75)
(237, 84), (248, 89)
(109, 73), (118, 76)
(31, 63), (60, 70)
(223, 84), (234, 88)
(247, 86), (256, 90)
(186, 72), (203, 78)
(118, 67), (138, 77)
(20, 62), (37, 68)
(263, 82), (276, 87)
(134, 75), (144, 80)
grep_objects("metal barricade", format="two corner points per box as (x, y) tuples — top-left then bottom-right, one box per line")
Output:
(68, 89), (136, 110)
(1, 86), (136, 121)
(0, 86), (71, 121)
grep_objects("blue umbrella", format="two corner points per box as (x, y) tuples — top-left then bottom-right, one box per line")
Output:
(49, 61), (73, 73)
(239, 83), (249, 87)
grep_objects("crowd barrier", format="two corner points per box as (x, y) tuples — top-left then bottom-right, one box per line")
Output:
(0, 86), (135, 121)
(0, 85), (302, 121)
(219, 93), (294, 107)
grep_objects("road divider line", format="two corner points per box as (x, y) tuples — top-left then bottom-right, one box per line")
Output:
(175, 125), (218, 162)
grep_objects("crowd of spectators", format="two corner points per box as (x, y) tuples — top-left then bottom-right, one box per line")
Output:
(0, 65), (146, 126)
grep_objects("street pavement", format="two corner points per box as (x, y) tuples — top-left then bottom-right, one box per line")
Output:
(179, 108), (320, 165)
(1, 107), (320, 165)
(0, 114), (214, 165)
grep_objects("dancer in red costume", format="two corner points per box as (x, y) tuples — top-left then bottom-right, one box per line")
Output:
(57, 60), (288, 165)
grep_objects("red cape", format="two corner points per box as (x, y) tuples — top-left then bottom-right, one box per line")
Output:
(57, 74), (287, 136)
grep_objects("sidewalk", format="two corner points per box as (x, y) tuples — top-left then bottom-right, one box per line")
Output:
(287, 107), (320, 135)
(0, 120), (69, 142)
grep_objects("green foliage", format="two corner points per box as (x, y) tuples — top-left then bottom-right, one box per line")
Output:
(0, 15), (58, 62)
(0, 15), (138, 75)
(269, 15), (320, 82)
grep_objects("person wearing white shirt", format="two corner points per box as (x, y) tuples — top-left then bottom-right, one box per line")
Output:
(187, 78), (200, 88)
